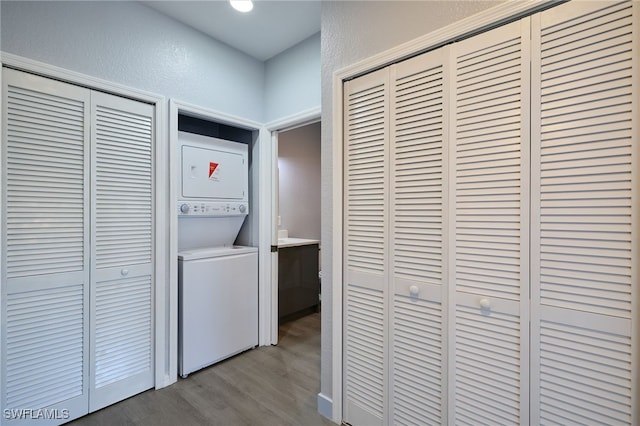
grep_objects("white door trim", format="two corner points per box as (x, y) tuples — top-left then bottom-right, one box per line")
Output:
(168, 99), (264, 354)
(265, 106), (321, 345)
(269, 131), (279, 345)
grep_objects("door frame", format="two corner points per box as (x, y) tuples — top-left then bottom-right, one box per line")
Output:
(168, 99), (264, 354)
(0, 52), (169, 390)
(265, 107), (321, 344)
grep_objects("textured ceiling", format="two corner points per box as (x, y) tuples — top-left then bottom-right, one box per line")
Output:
(141, 1), (321, 61)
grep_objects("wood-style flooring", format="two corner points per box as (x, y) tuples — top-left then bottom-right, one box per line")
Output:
(69, 313), (334, 426)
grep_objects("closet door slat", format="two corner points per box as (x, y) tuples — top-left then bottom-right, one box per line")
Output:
(449, 18), (530, 425)
(2, 68), (91, 423)
(89, 91), (154, 412)
(343, 68), (389, 426)
(531, 1), (636, 424)
(390, 47), (448, 426)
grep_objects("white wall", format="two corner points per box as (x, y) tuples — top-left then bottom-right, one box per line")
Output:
(0, 0), (265, 122)
(319, 0), (505, 416)
(278, 122), (321, 240)
(265, 33), (321, 123)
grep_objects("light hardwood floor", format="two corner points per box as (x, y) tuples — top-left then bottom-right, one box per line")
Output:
(70, 313), (334, 426)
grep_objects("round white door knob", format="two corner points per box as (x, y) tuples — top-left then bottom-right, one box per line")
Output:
(121, 269), (129, 276)
(479, 298), (490, 309)
(409, 285), (419, 296)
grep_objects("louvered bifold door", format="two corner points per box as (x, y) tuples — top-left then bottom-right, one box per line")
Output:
(530, 2), (638, 424)
(389, 47), (448, 426)
(1, 68), (90, 424)
(448, 19), (531, 425)
(89, 91), (154, 411)
(343, 68), (389, 426)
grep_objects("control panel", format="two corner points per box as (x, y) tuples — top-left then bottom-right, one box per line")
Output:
(178, 201), (248, 216)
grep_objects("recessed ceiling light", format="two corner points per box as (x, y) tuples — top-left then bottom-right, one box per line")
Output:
(230, 0), (253, 13)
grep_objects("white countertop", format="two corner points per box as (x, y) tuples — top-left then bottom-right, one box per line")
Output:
(277, 237), (320, 248)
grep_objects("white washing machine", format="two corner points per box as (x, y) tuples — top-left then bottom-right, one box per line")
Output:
(178, 246), (258, 378)
(176, 131), (258, 377)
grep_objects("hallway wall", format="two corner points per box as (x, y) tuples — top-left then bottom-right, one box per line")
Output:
(278, 122), (321, 241)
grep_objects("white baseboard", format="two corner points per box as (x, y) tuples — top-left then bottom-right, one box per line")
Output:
(317, 392), (334, 422)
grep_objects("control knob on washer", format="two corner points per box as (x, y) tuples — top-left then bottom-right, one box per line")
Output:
(239, 204), (247, 213)
(180, 203), (190, 214)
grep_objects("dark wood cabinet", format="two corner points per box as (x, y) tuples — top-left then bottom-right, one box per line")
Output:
(278, 244), (320, 322)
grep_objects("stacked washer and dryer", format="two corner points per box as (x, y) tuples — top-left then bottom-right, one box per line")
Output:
(177, 131), (258, 378)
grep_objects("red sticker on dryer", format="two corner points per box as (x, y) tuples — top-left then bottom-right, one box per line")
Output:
(209, 162), (219, 178)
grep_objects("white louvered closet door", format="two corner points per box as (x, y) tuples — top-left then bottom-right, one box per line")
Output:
(448, 18), (531, 425)
(343, 68), (389, 426)
(389, 47), (448, 426)
(89, 91), (154, 411)
(531, 1), (637, 424)
(1, 69), (91, 423)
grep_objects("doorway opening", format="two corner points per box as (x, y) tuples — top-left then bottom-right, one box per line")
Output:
(272, 121), (322, 335)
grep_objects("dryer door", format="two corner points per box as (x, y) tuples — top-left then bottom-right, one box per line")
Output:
(181, 144), (247, 200)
